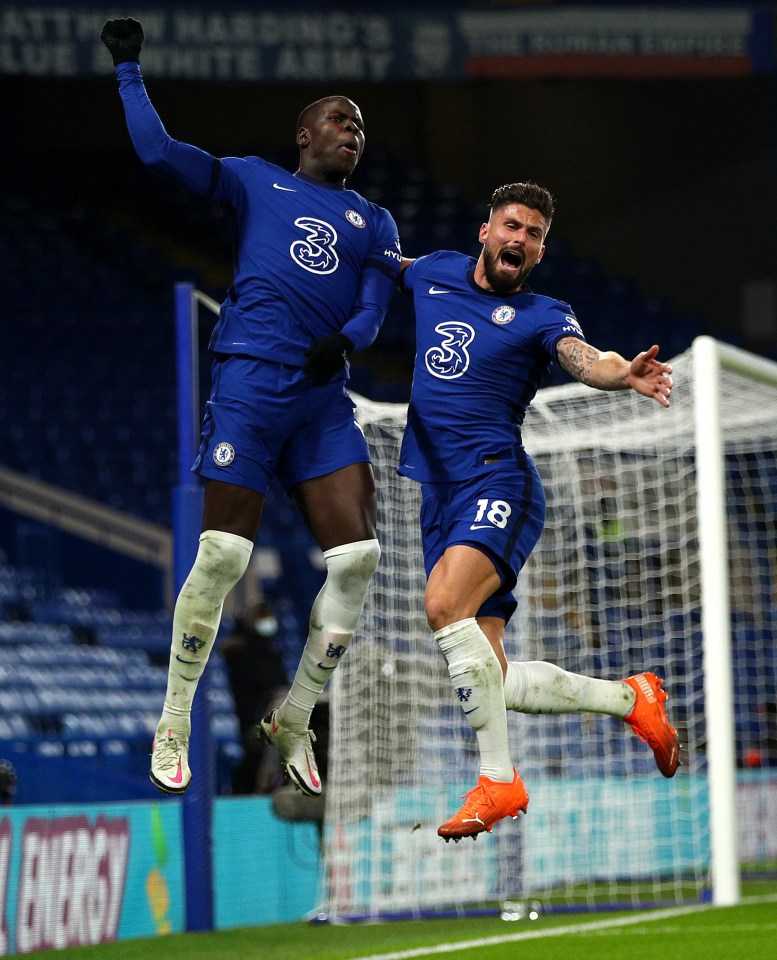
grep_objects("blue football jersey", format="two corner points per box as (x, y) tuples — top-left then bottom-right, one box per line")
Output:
(209, 160), (402, 363)
(398, 250), (585, 483)
(114, 64), (401, 367)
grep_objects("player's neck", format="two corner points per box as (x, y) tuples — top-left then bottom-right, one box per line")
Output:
(295, 169), (348, 190)
(296, 165), (348, 187)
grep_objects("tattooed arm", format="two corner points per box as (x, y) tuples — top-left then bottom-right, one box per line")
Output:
(556, 337), (673, 408)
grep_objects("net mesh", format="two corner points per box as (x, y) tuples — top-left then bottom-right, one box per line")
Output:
(318, 341), (777, 919)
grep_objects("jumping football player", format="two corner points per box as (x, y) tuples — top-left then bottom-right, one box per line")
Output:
(101, 18), (402, 798)
(398, 181), (679, 841)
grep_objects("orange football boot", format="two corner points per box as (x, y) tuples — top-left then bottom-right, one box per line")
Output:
(623, 672), (680, 777)
(438, 769), (529, 841)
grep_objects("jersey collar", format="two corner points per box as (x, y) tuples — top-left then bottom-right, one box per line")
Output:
(294, 171), (347, 191)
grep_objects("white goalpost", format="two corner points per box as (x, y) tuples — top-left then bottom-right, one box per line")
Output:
(317, 336), (777, 920)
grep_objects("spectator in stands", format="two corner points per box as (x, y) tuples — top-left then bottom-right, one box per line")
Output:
(220, 600), (289, 794)
(398, 182), (679, 841)
(101, 19), (401, 798)
(0, 760), (17, 805)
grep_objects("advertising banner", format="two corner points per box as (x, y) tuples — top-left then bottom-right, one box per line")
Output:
(0, 802), (184, 956)
(0, 4), (772, 82)
(0, 796), (319, 954)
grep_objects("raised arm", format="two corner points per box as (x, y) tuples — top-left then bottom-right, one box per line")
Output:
(556, 337), (673, 408)
(101, 18), (218, 197)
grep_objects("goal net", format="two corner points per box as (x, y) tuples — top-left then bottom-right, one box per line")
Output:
(318, 337), (777, 920)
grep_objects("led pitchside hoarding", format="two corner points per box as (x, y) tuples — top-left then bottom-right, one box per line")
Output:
(0, 797), (319, 954)
(0, 803), (184, 955)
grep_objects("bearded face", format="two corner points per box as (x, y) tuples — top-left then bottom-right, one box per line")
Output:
(481, 243), (532, 295)
(475, 203), (548, 295)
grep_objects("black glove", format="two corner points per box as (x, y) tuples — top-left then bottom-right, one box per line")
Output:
(101, 18), (145, 66)
(304, 333), (354, 386)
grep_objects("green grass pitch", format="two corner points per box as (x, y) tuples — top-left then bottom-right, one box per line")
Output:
(20, 883), (777, 960)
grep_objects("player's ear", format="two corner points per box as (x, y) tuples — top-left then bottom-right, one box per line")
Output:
(478, 222), (489, 243)
(537, 243), (545, 262)
(297, 126), (310, 148)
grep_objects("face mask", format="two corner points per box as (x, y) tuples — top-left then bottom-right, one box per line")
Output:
(254, 616), (278, 637)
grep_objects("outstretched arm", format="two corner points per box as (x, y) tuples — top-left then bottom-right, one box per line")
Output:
(556, 337), (673, 408)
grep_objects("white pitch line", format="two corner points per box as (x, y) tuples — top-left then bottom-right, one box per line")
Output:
(346, 897), (777, 960)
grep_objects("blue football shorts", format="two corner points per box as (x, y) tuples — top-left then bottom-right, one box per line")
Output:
(419, 456), (546, 623)
(192, 354), (371, 494)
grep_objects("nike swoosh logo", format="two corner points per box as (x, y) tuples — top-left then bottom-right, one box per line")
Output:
(428, 286), (451, 295)
(469, 524), (493, 531)
(463, 707), (479, 715)
(317, 663), (338, 671)
(307, 757), (321, 789)
(175, 655), (199, 664)
(273, 182), (297, 192)
(170, 759), (184, 784)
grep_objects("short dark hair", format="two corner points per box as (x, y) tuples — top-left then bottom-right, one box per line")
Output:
(296, 96), (353, 135)
(490, 182), (555, 226)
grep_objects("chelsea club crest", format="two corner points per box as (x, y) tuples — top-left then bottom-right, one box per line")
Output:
(345, 210), (366, 228)
(213, 442), (235, 467)
(491, 305), (515, 325)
